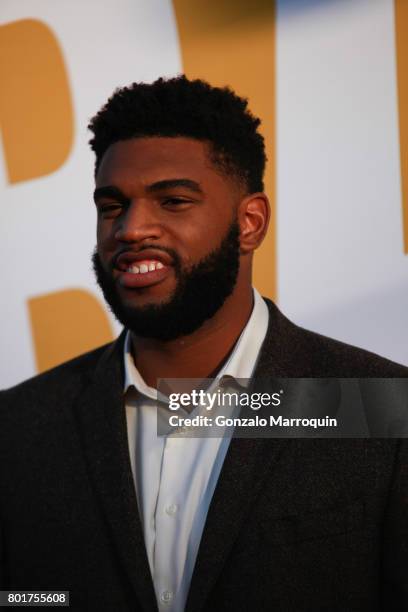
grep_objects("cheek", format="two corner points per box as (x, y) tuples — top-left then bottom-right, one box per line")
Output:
(96, 220), (115, 249)
(178, 237), (218, 271)
(176, 233), (207, 266)
(183, 216), (232, 255)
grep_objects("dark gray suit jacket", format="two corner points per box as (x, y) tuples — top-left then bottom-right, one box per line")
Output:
(1, 299), (407, 611)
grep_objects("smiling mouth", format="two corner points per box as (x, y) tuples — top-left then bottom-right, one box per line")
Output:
(117, 258), (172, 289)
(126, 259), (165, 274)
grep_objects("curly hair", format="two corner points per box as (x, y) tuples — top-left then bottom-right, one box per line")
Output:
(88, 75), (266, 193)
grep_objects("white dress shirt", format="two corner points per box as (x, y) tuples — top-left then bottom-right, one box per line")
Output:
(124, 289), (269, 612)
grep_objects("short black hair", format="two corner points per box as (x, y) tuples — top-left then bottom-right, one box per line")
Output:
(88, 75), (266, 193)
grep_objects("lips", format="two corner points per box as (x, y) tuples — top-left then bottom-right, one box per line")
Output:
(115, 248), (173, 271)
(114, 248), (173, 289)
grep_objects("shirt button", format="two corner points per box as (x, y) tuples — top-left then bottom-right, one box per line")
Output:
(165, 504), (178, 516)
(160, 590), (173, 604)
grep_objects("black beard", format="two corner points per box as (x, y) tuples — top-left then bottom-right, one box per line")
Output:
(92, 221), (241, 341)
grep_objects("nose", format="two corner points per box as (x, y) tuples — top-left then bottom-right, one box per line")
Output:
(114, 199), (162, 243)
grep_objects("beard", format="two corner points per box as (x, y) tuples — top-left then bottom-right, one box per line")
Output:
(92, 220), (241, 341)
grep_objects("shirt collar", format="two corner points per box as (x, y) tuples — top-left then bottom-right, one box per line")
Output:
(123, 288), (269, 398)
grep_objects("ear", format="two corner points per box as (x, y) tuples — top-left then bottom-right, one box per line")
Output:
(237, 192), (270, 254)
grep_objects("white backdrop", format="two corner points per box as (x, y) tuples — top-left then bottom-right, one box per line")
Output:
(1, 0), (407, 388)
(277, 0), (408, 365)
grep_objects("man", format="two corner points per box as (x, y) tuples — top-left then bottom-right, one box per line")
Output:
(0, 76), (407, 611)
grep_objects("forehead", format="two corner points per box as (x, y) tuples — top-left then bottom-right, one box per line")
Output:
(95, 136), (222, 187)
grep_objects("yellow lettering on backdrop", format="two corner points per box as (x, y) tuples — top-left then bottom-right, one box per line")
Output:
(395, 0), (408, 253)
(28, 290), (114, 374)
(172, 0), (276, 298)
(0, 19), (73, 183)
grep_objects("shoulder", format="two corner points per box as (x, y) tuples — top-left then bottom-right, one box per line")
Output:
(0, 339), (118, 406)
(0, 337), (126, 470)
(260, 298), (408, 377)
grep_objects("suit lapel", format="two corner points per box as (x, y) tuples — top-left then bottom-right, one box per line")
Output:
(186, 299), (294, 612)
(72, 334), (157, 612)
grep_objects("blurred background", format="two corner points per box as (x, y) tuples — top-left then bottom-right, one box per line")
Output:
(1, 0), (408, 387)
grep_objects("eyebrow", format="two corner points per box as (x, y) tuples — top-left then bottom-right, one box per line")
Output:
(93, 178), (203, 205)
(145, 178), (203, 194)
(93, 186), (128, 204)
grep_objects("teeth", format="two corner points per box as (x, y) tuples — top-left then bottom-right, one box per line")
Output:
(127, 265), (140, 274)
(126, 260), (165, 274)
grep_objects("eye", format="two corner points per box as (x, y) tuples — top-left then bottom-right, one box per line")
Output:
(162, 197), (193, 209)
(98, 202), (123, 218)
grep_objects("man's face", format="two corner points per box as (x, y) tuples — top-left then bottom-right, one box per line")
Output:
(93, 137), (242, 340)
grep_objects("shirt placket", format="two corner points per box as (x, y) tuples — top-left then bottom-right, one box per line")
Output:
(153, 435), (187, 611)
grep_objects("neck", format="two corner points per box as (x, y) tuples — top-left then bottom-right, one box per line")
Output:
(130, 285), (254, 388)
